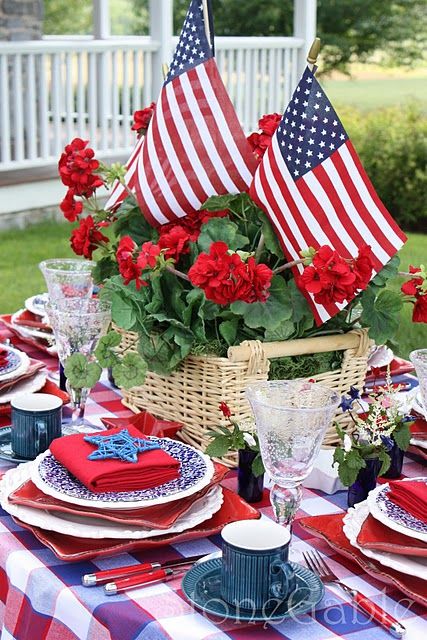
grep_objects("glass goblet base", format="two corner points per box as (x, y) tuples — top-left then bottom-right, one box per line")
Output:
(61, 386), (100, 435)
(270, 483), (303, 528)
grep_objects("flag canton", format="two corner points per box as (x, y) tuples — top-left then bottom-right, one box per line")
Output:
(165, 0), (212, 84)
(276, 66), (348, 181)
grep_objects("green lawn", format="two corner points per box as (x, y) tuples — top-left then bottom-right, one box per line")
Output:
(323, 76), (427, 111)
(0, 221), (425, 358)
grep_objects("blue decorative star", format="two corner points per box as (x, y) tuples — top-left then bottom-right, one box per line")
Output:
(84, 429), (160, 463)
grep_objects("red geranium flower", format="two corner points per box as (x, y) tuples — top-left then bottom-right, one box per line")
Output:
(137, 242), (161, 270)
(70, 216), (108, 260)
(353, 245), (374, 290)
(60, 189), (83, 222)
(401, 266), (427, 323)
(258, 113), (282, 136)
(115, 236), (147, 289)
(117, 236), (137, 263)
(189, 242), (273, 306)
(219, 402), (231, 418)
(158, 225), (194, 262)
(58, 138), (103, 198)
(131, 102), (155, 135)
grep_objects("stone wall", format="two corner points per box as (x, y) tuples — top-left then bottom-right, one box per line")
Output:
(0, 0), (43, 41)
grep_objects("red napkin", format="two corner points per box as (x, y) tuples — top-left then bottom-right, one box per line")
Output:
(387, 480), (427, 524)
(49, 425), (180, 493)
(357, 512), (427, 557)
(13, 309), (52, 332)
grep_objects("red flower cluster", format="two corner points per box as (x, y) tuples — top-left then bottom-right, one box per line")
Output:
(247, 113), (281, 160)
(219, 402), (232, 418)
(299, 245), (374, 306)
(188, 241), (273, 305)
(70, 216), (108, 260)
(157, 210), (228, 263)
(116, 236), (161, 290)
(131, 103), (156, 135)
(59, 188), (83, 222)
(58, 138), (103, 198)
(401, 266), (427, 323)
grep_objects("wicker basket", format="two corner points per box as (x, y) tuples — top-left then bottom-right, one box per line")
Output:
(114, 326), (371, 463)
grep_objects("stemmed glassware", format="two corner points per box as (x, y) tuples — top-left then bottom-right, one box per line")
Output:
(39, 259), (95, 301)
(246, 380), (339, 528)
(46, 298), (111, 433)
(410, 349), (427, 417)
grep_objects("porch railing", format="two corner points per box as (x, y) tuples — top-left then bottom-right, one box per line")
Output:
(0, 36), (304, 173)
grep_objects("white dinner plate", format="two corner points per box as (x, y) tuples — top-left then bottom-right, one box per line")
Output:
(11, 310), (55, 343)
(0, 462), (223, 539)
(0, 371), (47, 405)
(24, 293), (49, 317)
(343, 500), (427, 580)
(367, 478), (427, 543)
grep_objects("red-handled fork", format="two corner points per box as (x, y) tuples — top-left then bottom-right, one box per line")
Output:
(303, 550), (406, 638)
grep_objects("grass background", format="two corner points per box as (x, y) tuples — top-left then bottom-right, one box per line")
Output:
(0, 64), (425, 358)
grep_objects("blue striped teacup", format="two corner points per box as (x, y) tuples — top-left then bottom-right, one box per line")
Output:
(11, 393), (62, 459)
(220, 519), (296, 611)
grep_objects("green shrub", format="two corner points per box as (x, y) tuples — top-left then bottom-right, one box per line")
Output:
(338, 102), (427, 232)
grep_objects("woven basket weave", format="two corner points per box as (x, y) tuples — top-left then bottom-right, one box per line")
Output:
(114, 326), (371, 464)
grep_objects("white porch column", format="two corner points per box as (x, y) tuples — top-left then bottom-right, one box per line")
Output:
(93, 0), (111, 39)
(293, 0), (317, 79)
(149, 0), (173, 99)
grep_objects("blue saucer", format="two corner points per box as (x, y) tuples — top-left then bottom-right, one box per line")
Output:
(182, 558), (324, 623)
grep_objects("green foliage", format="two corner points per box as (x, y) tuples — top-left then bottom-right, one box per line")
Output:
(111, 352), (147, 388)
(230, 276), (292, 330)
(393, 421), (412, 451)
(340, 103), (427, 231)
(269, 351), (343, 381)
(64, 354), (102, 390)
(333, 446), (367, 487)
(360, 287), (403, 345)
(94, 331), (122, 367)
(197, 217), (249, 252)
(205, 421), (264, 476)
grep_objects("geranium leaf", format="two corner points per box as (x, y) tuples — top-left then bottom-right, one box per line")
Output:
(360, 288), (403, 344)
(197, 217), (249, 252)
(200, 194), (237, 211)
(258, 212), (283, 258)
(393, 422), (411, 451)
(230, 276), (292, 330)
(205, 435), (231, 458)
(371, 255), (400, 287)
(251, 453), (265, 477)
(112, 353), (147, 389)
(219, 319), (239, 346)
(64, 354), (102, 389)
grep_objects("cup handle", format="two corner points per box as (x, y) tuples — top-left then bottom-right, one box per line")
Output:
(270, 561), (296, 600)
(35, 420), (48, 454)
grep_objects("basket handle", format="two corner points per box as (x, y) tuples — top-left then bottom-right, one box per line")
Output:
(227, 329), (370, 365)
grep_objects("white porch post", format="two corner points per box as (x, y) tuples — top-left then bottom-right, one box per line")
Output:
(93, 0), (111, 39)
(293, 0), (317, 79)
(149, 0), (173, 99)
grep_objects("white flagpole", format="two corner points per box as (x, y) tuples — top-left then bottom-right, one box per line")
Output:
(307, 37), (321, 73)
(202, 0), (212, 50)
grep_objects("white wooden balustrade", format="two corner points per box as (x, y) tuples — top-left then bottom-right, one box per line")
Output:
(0, 35), (304, 173)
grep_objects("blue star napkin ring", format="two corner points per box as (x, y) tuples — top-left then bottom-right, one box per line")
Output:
(84, 429), (161, 463)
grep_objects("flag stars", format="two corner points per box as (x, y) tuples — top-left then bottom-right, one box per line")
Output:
(305, 161), (311, 168)
(294, 170), (300, 176)
(316, 91), (322, 98)
(292, 109), (297, 116)
(289, 132), (295, 139)
(312, 115), (318, 121)
(308, 138), (314, 145)
(303, 101), (308, 107)
(299, 124), (305, 130)
(306, 76), (313, 83)
(294, 98), (299, 104)
(318, 152), (324, 159)
(319, 140), (326, 147)
(305, 89), (310, 95)
(323, 117), (328, 123)
(333, 120), (338, 126)
(307, 149), (313, 157)
(340, 133), (346, 140)
(321, 129), (327, 135)
(295, 158), (301, 164)
(297, 147), (302, 153)
(291, 121), (296, 127)
(301, 112), (307, 119)
(314, 103), (320, 109)
(325, 106), (330, 112)
(329, 143), (335, 150)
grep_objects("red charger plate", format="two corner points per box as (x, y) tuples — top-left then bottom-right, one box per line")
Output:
(297, 514), (427, 608)
(13, 487), (260, 562)
(9, 462), (229, 529)
(0, 314), (55, 354)
(356, 512), (427, 557)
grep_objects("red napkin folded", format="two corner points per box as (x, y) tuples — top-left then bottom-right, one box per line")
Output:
(13, 309), (52, 332)
(357, 512), (427, 557)
(49, 425), (181, 494)
(387, 480), (427, 524)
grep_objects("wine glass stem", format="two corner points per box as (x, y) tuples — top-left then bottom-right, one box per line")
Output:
(270, 483), (303, 527)
(68, 386), (90, 427)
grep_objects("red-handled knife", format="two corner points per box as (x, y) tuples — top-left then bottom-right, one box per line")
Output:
(82, 554), (204, 587)
(104, 567), (179, 595)
(350, 589), (406, 638)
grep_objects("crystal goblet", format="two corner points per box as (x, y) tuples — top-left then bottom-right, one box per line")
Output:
(410, 349), (427, 417)
(46, 298), (111, 433)
(39, 259), (95, 301)
(246, 380), (340, 528)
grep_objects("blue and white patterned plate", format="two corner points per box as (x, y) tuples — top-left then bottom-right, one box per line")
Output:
(0, 350), (21, 377)
(0, 345), (30, 383)
(367, 478), (427, 543)
(31, 438), (215, 510)
(24, 293), (49, 317)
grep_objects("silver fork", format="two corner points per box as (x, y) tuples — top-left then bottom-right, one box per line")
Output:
(303, 549), (405, 638)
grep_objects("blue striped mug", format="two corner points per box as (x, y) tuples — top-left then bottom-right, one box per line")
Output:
(11, 393), (63, 459)
(221, 519), (296, 611)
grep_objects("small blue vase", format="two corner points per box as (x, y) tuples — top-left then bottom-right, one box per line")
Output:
(238, 449), (264, 503)
(348, 457), (381, 508)
(383, 441), (404, 479)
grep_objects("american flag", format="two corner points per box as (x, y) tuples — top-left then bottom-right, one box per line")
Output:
(106, 0), (257, 224)
(250, 65), (407, 325)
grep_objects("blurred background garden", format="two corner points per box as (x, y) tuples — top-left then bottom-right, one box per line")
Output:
(0, 0), (426, 356)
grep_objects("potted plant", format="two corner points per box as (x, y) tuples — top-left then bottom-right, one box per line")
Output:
(206, 402), (264, 503)
(55, 109), (425, 453)
(333, 382), (412, 506)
